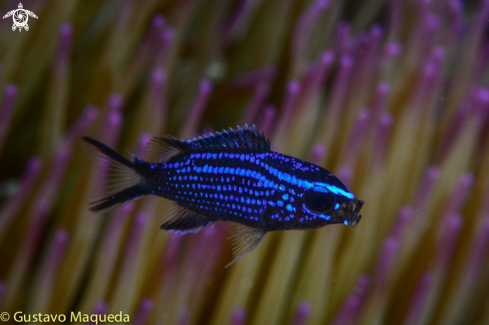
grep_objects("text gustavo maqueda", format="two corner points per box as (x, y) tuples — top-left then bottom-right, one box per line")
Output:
(12, 311), (130, 324)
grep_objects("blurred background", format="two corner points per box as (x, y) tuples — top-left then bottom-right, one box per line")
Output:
(0, 0), (489, 324)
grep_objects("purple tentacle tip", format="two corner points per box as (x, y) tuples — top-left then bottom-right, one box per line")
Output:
(374, 237), (399, 291)
(4, 83), (18, 98)
(310, 142), (327, 165)
(133, 298), (154, 325)
(27, 155), (42, 172)
(341, 55), (354, 69)
(56, 22), (74, 61)
(432, 46), (446, 63)
(384, 42), (402, 57)
(163, 27), (175, 42)
(152, 68), (165, 84)
(448, 214), (463, 230)
(321, 51), (335, 66)
(259, 104), (276, 135)
(84, 105), (100, 122)
(108, 94), (125, 113)
(290, 301), (311, 325)
(88, 301), (109, 325)
(390, 205), (414, 239)
(405, 272), (433, 325)
(60, 22), (73, 38)
(355, 274), (371, 293)
(45, 229), (69, 274)
(135, 132), (153, 158)
(378, 81), (390, 96)
(436, 214), (463, 268)
(55, 229), (70, 246)
(200, 79), (213, 94)
(331, 274), (370, 325)
(93, 300), (109, 314)
(230, 306), (246, 325)
(152, 14), (165, 29)
(427, 165), (441, 180)
(108, 111), (123, 129)
(426, 14), (440, 31)
(288, 80), (301, 95)
(379, 112), (393, 128)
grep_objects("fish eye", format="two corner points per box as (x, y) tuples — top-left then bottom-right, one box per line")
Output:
(304, 187), (335, 213)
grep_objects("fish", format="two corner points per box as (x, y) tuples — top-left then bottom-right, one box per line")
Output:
(81, 125), (364, 267)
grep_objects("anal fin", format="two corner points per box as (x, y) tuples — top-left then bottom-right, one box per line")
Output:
(226, 223), (266, 268)
(156, 198), (211, 235)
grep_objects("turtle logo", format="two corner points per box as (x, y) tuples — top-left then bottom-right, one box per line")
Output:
(2, 3), (38, 32)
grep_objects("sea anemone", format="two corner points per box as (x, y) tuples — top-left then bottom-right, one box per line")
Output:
(1, 0), (488, 324)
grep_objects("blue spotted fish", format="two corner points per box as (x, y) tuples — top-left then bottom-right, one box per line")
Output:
(81, 125), (363, 267)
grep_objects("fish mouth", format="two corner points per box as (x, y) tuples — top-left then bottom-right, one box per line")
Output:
(345, 198), (363, 227)
(327, 198), (364, 227)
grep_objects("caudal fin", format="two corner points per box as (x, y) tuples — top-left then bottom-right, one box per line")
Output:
(81, 136), (144, 213)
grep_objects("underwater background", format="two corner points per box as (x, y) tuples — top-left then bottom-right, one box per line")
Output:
(0, 0), (489, 324)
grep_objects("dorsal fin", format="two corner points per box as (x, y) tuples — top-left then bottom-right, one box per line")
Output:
(146, 124), (270, 163)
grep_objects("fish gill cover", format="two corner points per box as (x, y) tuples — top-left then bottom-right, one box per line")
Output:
(0, 1), (488, 325)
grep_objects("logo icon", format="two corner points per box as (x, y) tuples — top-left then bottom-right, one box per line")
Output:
(2, 3), (38, 32)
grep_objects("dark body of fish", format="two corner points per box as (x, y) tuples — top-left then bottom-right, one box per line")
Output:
(81, 125), (363, 266)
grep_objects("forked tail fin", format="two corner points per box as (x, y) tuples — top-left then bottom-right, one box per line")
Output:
(81, 136), (144, 213)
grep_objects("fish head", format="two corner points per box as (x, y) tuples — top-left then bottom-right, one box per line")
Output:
(299, 178), (364, 228)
